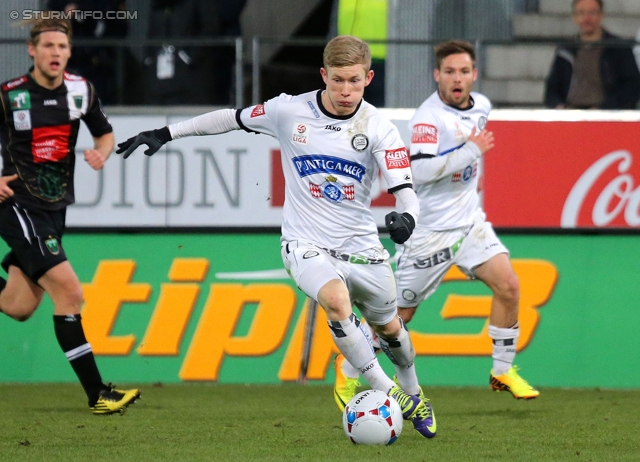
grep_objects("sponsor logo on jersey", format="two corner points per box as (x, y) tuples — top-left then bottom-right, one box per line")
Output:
(478, 116), (487, 130)
(293, 155), (366, 182)
(13, 110), (31, 131)
(414, 247), (452, 269)
(72, 95), (83, 109)
(2, 76), (27, 91)
(9, 90), (31, 110)
(43, 99), (58, 106)
(292, 122), (308, 144)
(64, 72), (85, 81)
(31, 125), (71, 162)
(324, 125), (341, 132)
(412, 123), (437, 144)
(385, 148), (410, 169)
(351, 133), (368, 151)
(307, 101), (320, 119)
(451, 163), (478, 183)
(309, 175), (355, 203)
(250, 104), (266, 118)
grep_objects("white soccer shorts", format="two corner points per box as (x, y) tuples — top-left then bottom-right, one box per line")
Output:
(281, 239), (398, 326)
(395, 210), (508, 308)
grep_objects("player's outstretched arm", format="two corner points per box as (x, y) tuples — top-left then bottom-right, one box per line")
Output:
(116, 127), (172, 159)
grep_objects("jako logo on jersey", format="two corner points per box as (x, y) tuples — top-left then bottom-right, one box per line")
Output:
(292, 155), (366, 183)
(452, 163), (477, 183)
(385, 148), (409, 169)
(324, 125), (341, 132)
(292, 123), (308, 144)
(250, 104), (265, 118)
(44, 99), (57, 106)
(412, 124), (437, 144)
(307, 101), (320, 119)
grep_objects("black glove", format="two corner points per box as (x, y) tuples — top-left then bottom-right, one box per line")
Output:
(116, 127), (172, 159)
(385, 211), (415, 244)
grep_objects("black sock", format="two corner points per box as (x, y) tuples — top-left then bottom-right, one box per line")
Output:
(53, 314), (105, 406)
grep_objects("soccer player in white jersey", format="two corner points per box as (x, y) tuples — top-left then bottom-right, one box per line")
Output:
(117, 35), (436, 438)
(400, 40), (538, 399)
(335, 40), (539, 403)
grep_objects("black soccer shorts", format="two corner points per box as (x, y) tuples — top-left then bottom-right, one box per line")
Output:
(0, 201), (68, 283)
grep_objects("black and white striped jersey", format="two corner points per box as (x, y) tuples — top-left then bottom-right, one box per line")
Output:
(0, 70), (112, 210)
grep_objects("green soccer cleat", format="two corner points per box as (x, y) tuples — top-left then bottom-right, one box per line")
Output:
(388, 385), (437, 438)
(490, 365), (540, 400)
(393, 374), (427, 401)
(333, 354), (360, 412)
(90, 384), (141, 415)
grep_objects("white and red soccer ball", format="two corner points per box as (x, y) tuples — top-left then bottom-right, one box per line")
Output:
(342, 390), (403, 445)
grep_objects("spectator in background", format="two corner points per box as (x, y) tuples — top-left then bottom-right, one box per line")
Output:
(144, 0), (220, 105)
(46, 0), (128, 105)
(544, 0), (640, 109)
(331, 0), (387, 107)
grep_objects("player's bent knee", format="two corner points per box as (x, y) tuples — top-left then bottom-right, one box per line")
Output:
(398, 307), (417, 323)
(1, 302), (37, 322)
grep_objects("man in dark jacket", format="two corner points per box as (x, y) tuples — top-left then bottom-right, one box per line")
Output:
(544, 0), (640, 109)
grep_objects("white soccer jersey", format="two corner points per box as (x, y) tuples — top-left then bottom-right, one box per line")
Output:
(409, 91), (491, 230)
(237, 90), (413, 253)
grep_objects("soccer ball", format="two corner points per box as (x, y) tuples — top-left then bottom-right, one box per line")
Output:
(342, 389), (403, 445)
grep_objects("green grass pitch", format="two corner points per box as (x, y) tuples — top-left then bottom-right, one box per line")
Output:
(1, 383), (639, 461)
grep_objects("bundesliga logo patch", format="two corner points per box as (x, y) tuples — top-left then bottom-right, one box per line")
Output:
(292, 122), (308, 144)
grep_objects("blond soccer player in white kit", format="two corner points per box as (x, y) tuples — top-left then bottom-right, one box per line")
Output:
(116, 35), (436, 438)
(334, 40), (539, 403)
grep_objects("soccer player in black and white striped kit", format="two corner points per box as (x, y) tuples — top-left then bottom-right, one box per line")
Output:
(0, 18), (140, 414)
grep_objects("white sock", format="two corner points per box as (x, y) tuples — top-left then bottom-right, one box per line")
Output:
(329, 314), (395, 392)
(341, 356), (360, 379)
(378, 317), (420, 395)
(488, 324), (519, 376)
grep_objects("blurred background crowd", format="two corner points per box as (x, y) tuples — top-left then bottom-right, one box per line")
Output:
(2, 0), (639, 109)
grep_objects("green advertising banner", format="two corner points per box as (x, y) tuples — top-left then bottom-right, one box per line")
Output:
(0, 233), (638, 388)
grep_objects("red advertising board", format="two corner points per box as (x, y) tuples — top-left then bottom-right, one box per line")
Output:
(483, 119), (640, 229)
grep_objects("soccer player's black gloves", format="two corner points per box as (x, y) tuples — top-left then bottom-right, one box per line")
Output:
(385, 211), (415, 244)
(116, 127), (172, 159)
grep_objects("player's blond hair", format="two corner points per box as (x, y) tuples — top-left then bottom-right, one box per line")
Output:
(29, 18), (72, 46)
(323, 35), (372, 71)
(435, 40), (476, 69)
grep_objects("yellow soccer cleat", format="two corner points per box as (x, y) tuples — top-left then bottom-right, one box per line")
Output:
(490, 366), (540, 400)
(333, 354), (360, 412)
(90, 384), (141, 415)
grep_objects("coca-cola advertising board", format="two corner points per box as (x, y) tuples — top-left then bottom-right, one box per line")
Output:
(483, 111), (640, 229)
